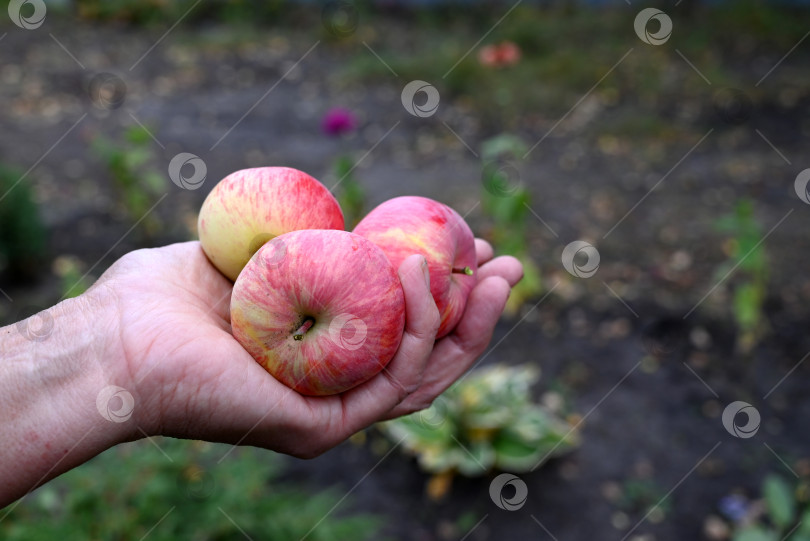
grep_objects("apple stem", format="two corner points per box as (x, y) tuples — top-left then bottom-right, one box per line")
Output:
(452, 266), (474, 276)
(293, 318), (315, 341)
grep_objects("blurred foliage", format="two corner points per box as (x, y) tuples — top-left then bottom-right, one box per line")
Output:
(721, 475), (810, 541)
(0, 438), (380, 541)
(714, 199), (768, 353)
(52, 255), (92, 299)
(343, 7), (630, 128)
(37, 2), (810, 140)
(343, 2), (810, 135)
(0, 165), (47, 281)
(74, 0), (290, 26)
(333, 155), (366, 230)
(92, 125), (165, 238)
(480, 134), (542, 314)
(379, 364), (579, 499)
(618, 479), (671, 521)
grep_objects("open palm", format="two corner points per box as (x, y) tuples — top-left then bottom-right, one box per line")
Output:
(90, 240), (522, 457)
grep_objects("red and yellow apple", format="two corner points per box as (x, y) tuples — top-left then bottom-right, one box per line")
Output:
(198, 167), (344, 281)
(354, 196), (476, 338)
(230, 229), (406, 396)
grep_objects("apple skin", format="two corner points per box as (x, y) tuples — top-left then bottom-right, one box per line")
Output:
(230, 230), (406, 396)
(353, 196), (477, 338)
(198, 167), (344, 281)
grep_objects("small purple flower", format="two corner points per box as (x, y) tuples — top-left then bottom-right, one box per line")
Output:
(321, 108), (356, 137)
(719, 494), (749, 523)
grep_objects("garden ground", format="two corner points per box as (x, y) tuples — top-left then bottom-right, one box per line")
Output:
(2, 4), (810, 540)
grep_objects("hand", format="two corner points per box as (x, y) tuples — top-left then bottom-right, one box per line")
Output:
(89, 239), (523, 457)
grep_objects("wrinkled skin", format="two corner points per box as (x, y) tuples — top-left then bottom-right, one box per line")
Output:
(85, 239), (523, 458)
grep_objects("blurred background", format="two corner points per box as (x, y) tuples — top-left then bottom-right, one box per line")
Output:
(2, 0), (810, 539)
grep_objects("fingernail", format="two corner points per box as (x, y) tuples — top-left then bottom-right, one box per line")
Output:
(421, 257), (431, 288)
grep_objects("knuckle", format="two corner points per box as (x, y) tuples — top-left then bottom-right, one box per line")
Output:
(400, 378), (423, 396)
(384, 369), (420, 399)
(426, 306), (441, 335)
(405, 393), (435, 416)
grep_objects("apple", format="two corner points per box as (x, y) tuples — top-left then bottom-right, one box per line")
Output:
(198, 167), (344, 281)
(353, 196), (476, 338)
(230, 229), (406, 396)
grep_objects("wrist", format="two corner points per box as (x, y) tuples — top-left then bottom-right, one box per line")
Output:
(0, 291), (134, 506)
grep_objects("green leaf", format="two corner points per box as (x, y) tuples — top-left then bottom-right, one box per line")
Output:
(456, 442), (495, 476)
(125, 125), (153, 145)
(0, 165), (47, 273)
(123, 147), (150, 169)
(483, 188), (530, 228)
(143, 172), (166, 194)
(334, 155), (354, 178)
(379, 364), (578, 479)
(480, 134), (528, 161)
(493, 432), (546, 472)
(798, 509), (810, 534)
(733, 526), (779, 541)
(0, 439), (380, 541)
(763, 474), (796, 529)
(714, 214), (739, 232)
(733, 282), (763, 331)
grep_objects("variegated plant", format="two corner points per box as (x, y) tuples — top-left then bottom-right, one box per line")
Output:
(379, 364), (579, 496)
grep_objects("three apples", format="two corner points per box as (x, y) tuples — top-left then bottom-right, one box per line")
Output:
(198, 167), (477, 396)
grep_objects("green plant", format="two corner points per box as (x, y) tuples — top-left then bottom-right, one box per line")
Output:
(0, 165), (47, 281)
(714, 199), (769, 353)
(322, 108), (365, 228)
(480, 134), (542, 314)
(379, 364), (578, 499)
(341, 5), (810, 139)
(0, 438), (380, 541)
(619, 479), (671, 521)
(721, 475), (810, 541)
(52, 255), (92, 299)
(340, 8), (658, 130)
(333, 155), (366, 229)
(76, 0), (198, 25)
(75, 0), (290, 26)
(92, 125), (165, 238)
